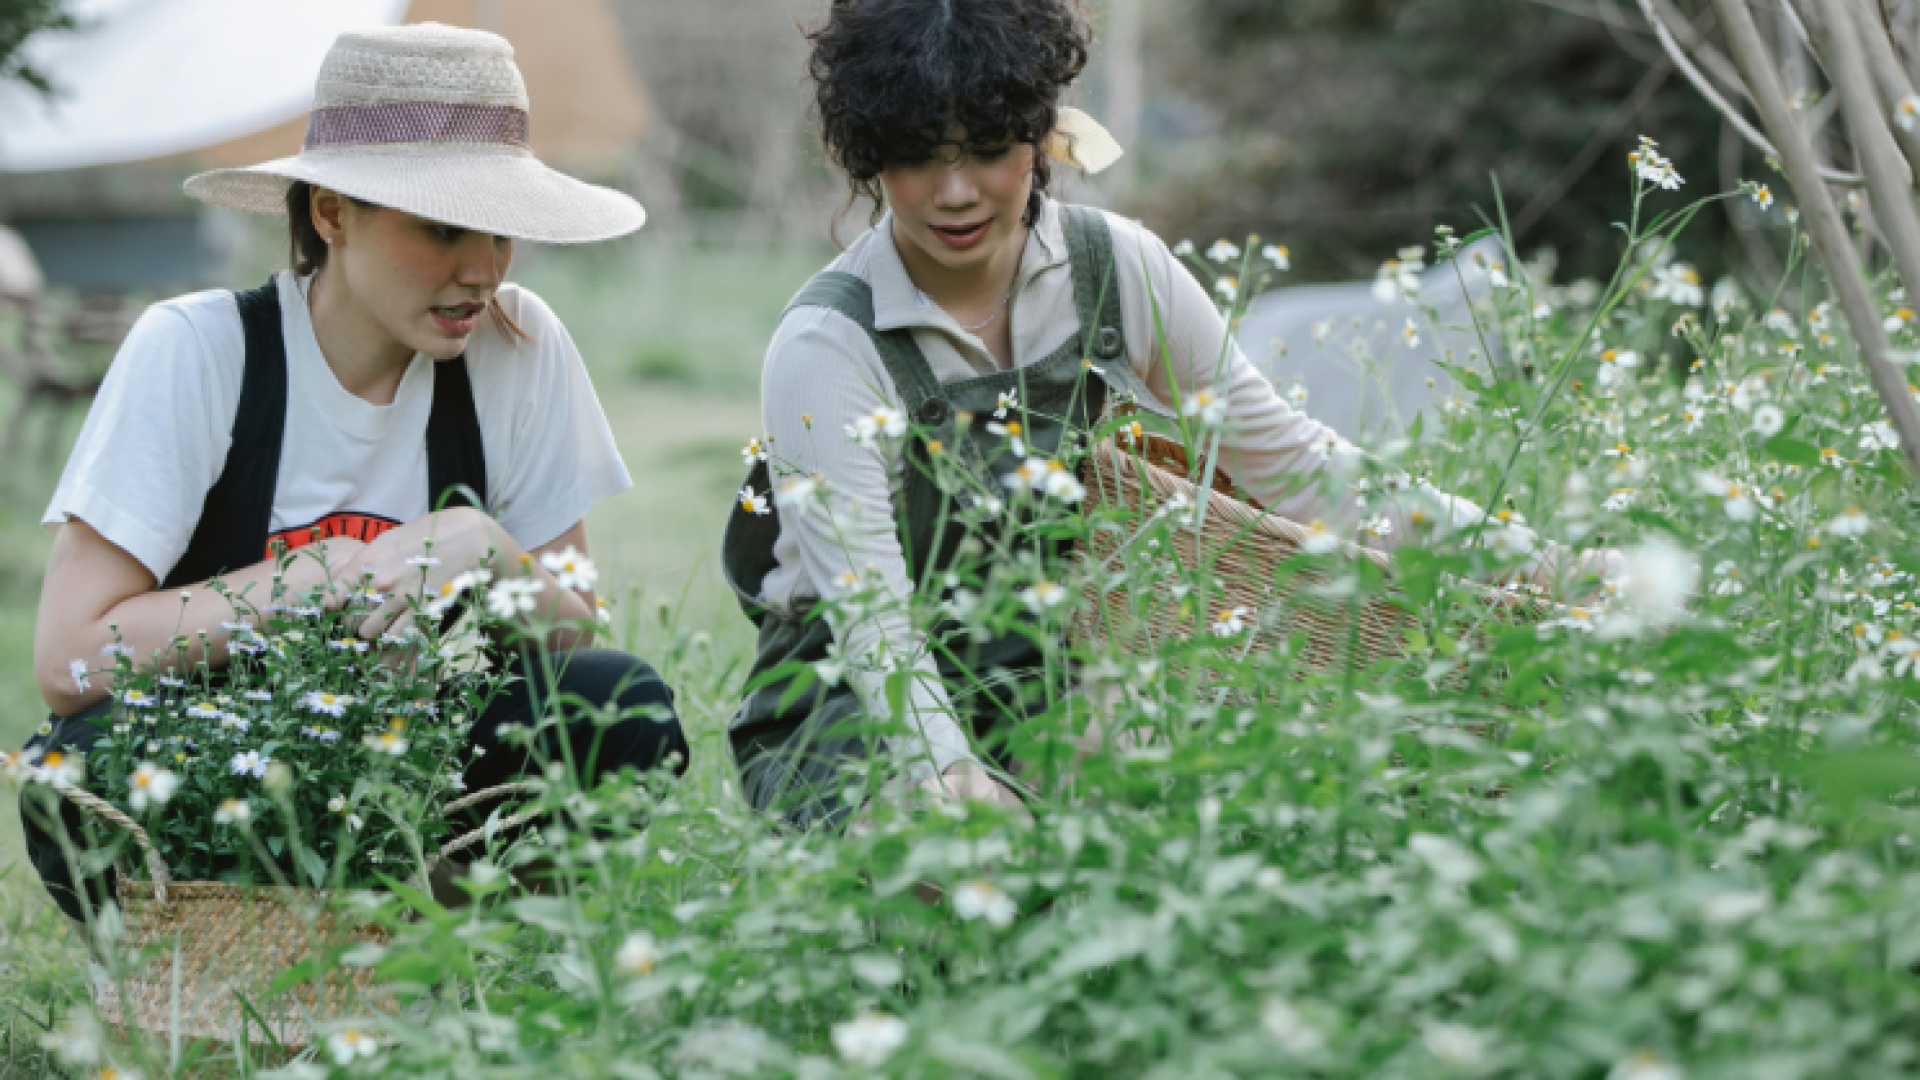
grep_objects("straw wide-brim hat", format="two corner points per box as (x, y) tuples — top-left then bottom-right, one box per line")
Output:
(185, 23), (644, 244)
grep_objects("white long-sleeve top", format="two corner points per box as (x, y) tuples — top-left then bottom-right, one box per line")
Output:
(756, 198), (1500, 783)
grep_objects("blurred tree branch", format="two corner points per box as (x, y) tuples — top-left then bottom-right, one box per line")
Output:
(1710, 0), (1920, 479)
(0, 0), (77, 96)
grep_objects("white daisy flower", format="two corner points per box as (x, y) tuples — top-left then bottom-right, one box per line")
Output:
(1182, 389), (1227, 426)
(845, 407), (908, 446)
(1827, 507), (1871, 537)
(1402, 318), (1420, 349)
(832, 1012), (908, 1068)
(1898, 95), (1920, 132)
(69, 660), (90, 692)
(121, 689), (157, 709)
(1300, 519), (1339, 555)
(1172, 239), (1195, 257)
(230, 750), (270, 779)
(1751, 404), (1785, 436)
(1206, 239), (1242, 263)
(1885, 635), (1920, 677)
(128, 763), (179, 811)
(213, 798), (251, 825)
(328, 639), (370, 655)
(740, 436), (769, 464)
(952, 879), (1018, 926)
(1215, 276), (1239, 304)
(1020, 581), (1069, 612)
(774, 474), (820, 512)
(738, 485), (771, 516)
(485, 578), (546, 621)
(101, 643), (134, 659)
(1860, 419), (1901, 453)
(1262, 244), (1290, 270)
(985, 417), (1028, 456)
(328, 1028), (380, 1064)
(994, 389), (1018, 419)
(32, 750), (83, 789)
(540, 546), (599, 592)
(616, 932), (662, 975)
(1211, 606), (1253, 637)
(1694, 472), (1755, 521)
(426, 568), (495, 617)
(303, 691), (353, 717)
(1651, 263), (1705, 307)
(364, 731), (410, 756)
(186, 700), (222, 719)
(1596, 348), (1638, 385)
(1711, 560), (1744, 596)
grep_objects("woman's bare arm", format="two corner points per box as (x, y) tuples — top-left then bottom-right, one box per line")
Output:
(31, 519), (363, 717)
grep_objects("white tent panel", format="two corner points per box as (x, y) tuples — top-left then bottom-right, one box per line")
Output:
(0, 0), (408, 173)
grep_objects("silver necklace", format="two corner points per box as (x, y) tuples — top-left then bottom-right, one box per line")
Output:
(959, 284), (1015, 333)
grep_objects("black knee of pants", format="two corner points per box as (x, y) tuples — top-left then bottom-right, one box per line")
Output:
(20, 701), (114, 923)
(457, 648), (689, 830)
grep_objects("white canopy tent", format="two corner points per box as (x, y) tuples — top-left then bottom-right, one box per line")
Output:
(0, 0), (409, 174)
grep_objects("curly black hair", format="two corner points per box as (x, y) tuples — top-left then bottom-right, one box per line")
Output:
(806, 0), (1093, 234)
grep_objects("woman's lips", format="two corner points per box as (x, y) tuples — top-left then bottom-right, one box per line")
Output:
(931, 220), (991, 250)
(431, 306), (480, 335)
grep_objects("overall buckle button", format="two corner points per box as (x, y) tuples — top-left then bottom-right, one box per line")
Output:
(914, 397), (950, 426)
(1095, 326), (1123, 360)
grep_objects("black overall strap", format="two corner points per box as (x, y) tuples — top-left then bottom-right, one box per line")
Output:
(163, 279), (288, 589)
(163, 279), (489, 590)
(426, 356), (488, 512)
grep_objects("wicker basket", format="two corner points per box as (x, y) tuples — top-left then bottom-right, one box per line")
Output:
(62, 783), (542, 1048)
(1070, 433), (1550, 671)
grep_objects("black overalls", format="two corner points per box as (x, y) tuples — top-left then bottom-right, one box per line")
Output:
(21, 278), (688, 921)
(723, 206), (1167, 829)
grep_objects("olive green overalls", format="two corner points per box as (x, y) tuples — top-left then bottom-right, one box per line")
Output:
(722, 206), (1175, 829)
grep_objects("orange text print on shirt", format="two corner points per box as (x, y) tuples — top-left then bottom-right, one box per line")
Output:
(267, 512), (402, 558)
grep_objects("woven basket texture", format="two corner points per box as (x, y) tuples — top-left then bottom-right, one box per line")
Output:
(95, 878), (390, 1049)
(1070, 435), (1549, 670)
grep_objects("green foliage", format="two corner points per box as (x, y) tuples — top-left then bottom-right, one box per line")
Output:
(0, 0), (77, 95)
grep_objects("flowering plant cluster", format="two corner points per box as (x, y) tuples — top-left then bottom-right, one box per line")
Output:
(17, 542), (546, 888)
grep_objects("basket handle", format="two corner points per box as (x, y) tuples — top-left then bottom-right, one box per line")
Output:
(57, 785), (170, 905)
(424, 780), (546, 875)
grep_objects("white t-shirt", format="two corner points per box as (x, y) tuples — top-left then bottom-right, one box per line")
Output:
(45, 270), (631, 582)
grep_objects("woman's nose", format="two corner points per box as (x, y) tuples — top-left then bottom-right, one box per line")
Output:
(932, 164), (980, 208)
(456, 234), (513, 287)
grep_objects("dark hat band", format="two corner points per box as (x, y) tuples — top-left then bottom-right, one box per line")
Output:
(304, 102), (529, 150)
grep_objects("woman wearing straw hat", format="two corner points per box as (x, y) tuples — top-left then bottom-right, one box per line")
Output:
(20, 23), (685, 920)
(722, 0), (1602, 827)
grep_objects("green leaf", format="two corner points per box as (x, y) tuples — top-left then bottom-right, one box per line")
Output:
(1763, 435), (1821, 466)
(299, 846), (327, 888)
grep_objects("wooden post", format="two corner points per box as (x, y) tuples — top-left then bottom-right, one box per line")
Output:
(1711, 0), (1920, 480)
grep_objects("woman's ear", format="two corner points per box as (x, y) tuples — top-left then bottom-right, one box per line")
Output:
(310, 186), (347, 246)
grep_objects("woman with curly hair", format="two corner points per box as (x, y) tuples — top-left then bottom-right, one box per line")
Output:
(723, 0), (1563, 825)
